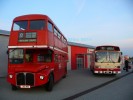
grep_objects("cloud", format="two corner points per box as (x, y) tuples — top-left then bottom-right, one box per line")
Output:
(107, 38), (133, 56)
(0, 20), (11, 31)
(110, 38), (133, 49)
(67, 32), (92, 44)
(73, 0), (86, 15)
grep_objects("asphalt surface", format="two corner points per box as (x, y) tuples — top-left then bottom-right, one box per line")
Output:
(0, 68), (133, 100)
(75, 71), (133, 100)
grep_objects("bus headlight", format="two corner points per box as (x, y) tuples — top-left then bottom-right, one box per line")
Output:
(40, 76), (44, 80)
(9, 74), (13, 78)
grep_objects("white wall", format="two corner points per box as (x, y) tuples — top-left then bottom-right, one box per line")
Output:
(0, 35), (9, 77)
(67, 46), (71, 70)
(87, 48), (94, 68)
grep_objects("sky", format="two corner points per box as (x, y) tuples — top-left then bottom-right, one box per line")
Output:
(0, 0), (133, 56)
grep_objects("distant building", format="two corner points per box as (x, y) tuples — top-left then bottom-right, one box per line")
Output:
(0, 30), (10, 77)
(0, 30), (95, 77)
(68, 42), (95, 70)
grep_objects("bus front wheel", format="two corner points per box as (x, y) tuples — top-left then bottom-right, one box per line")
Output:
(11, 85), (18, 90)
(45, 74), (54, 91)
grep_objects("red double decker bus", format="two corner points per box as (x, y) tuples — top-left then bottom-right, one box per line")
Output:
(7, 14), (68, 91)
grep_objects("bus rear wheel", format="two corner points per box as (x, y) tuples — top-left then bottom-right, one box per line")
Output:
(46, 74), (54, 91)
(11, 85), (18, 90)
(63, 67), (67, 78)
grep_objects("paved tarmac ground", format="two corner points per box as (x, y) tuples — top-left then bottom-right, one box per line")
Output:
(75, 72), (133, 100)
(0, 68), (133, 100)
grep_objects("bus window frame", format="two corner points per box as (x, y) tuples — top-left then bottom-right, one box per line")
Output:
(29, 20), (46, 30)
(48, 21), (53, 33)
(12, 21), (28, 31)
(54, 27), (58, 36)
(9, 48), (24, 64)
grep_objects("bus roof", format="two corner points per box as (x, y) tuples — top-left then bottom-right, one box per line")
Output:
(96, 45), (120, 51)
(13, 14), (67, 40)
(13, 14), (50, 21)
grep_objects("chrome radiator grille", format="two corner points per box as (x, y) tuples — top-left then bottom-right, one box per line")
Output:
(16, 73), (34, 86)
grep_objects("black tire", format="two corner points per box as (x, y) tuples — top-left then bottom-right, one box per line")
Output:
(92, 70), (97, 75)
(46, 74), (54, 91)
(90, 68), (93, 72)
(63, 74), (67, 78)
(11, 85), (18, 91)
(92, 71), (95, 75)
(63, 67), (67, 78)
(90, 66), (93, 72)
(112, 74), (116, 76)
(123, 67), (126, 70)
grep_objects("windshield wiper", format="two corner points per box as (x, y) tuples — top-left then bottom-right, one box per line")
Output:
(109, 57), (116, 63)
(99, 58), (107, 63)
(7, 48), (17, 54)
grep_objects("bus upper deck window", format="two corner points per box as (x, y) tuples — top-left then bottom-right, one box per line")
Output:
(48, 22), (53, 32)
(13, 21), (28, 31)
(30, 20), (45, 30)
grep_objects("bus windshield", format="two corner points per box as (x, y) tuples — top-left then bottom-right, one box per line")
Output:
(30, 20), (45, 30)
(95, 51), (120, 63)
(9, 49), (24, 64)
(13, 21), (28, 30)
(13, 20), (45, 31)
(9, 49), (53, 64)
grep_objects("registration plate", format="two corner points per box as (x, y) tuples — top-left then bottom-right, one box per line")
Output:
(20, 85), (31, 88)
(107, 71), (111, 73)
(104, 71), (112, 74)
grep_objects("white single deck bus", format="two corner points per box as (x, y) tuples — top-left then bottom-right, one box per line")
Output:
(90, 45), (122, 74)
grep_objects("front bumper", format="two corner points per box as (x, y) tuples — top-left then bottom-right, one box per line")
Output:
(7, 72), (49, 87)
(94, 68), (121, 74)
